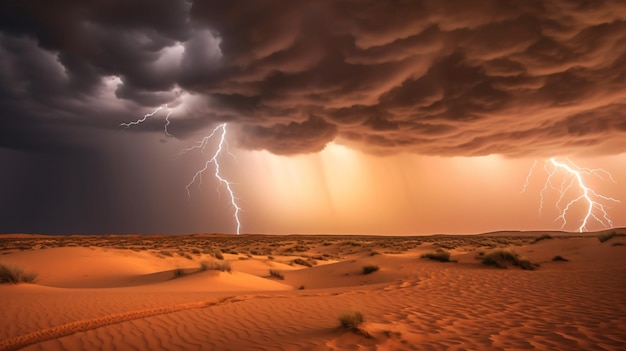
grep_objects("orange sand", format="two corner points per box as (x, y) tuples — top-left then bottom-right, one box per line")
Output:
(1, 230), (625, 350)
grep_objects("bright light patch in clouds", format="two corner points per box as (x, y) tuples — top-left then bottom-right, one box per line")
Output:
(154, 42), (185, 73)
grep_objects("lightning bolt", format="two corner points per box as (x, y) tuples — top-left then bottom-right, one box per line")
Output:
(122, 107), (242, 234)
(181, 124), (242, 235)
(119, 105), (173, 137)
(521, 159), (538, 193)
(524, 158), (620, 232)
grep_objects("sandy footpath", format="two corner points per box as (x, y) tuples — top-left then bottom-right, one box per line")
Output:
(1, 230), (625, 350)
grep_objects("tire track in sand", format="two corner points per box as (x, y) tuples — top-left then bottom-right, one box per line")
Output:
(0, 296), (244, 351)
(0, 280), (414, 351)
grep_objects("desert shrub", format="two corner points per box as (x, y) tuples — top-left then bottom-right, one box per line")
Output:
(213, 250), (224, 260)
(339, 311), (365, 330)
(200, 260), (232, 273)
(481, 250), (517, 268)
(362, 265), (379, 275)
(0, 264), (37, 284)
(421, 249), (451, 262)
(598, 231), (622, 243)
(435, 242), (457, 250)
(481, 250), (538, 270)
(532, 234), (553, 244)
(552, 255), (569, 262)
(160, 250), (173, 257)
(293, 258), (314, 267)
(173, 268), (186, 278)
(269, 269), (284, 280)
(383, 330), (402, 339)
(515, 259), (537, 270)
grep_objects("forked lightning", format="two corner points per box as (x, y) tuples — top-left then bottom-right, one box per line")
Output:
(120, 105), (173, 137)
(524, 158), (620, 232)
(181, 124), (242, 234)
(121, 108), (242, 234)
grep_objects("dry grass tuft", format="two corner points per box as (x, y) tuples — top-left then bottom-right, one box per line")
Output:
(339, 311), (365, 331)
(481, 250), (538, 270)
(173, 268), (186, 278)
(159, 250), (173, 257)
(213, 250), (224, 260)
(597, 231), (624, 243)
(532, 234), (553, 244)
(0, 263), (38, 284)
(421, 249), (452, 262)
(293, 258), (314, 267)
(269, 269), (284, 280)
(200, 259), (232, 273)
(362, 265), (379, 275)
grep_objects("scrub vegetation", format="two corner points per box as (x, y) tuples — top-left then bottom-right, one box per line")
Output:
(0, 263), (37, 284)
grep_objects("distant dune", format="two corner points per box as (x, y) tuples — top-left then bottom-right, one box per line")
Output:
(1, 229), (625, 350)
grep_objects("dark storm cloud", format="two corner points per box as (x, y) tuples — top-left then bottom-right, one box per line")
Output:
(1, 0), (626, 156)
(240, 116), (338, 155)
(0, 0), (192, 151)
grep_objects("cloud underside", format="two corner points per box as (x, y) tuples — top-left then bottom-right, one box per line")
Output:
(1, 0), (625, 157)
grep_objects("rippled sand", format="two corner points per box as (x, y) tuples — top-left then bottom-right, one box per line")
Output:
(1, 230), (625, 350)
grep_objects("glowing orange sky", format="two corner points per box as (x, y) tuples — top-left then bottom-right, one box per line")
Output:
(225, 144), (626, 234)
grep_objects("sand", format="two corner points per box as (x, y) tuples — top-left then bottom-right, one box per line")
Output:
(1, 230), (625, 350)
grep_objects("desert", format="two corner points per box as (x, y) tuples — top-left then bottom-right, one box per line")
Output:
(3, 1), (626, 350)
(1, 230), (625, 351)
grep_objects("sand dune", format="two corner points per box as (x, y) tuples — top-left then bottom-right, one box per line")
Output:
(1, 230), (625, 350)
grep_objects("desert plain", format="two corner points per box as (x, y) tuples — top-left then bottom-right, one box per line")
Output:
(1, 229), (625, 351)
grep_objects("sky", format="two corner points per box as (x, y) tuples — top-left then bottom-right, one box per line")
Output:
(1, 0), (625, 235)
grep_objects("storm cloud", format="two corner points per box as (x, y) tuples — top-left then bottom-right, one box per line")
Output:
(1, 0), (626, 156)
